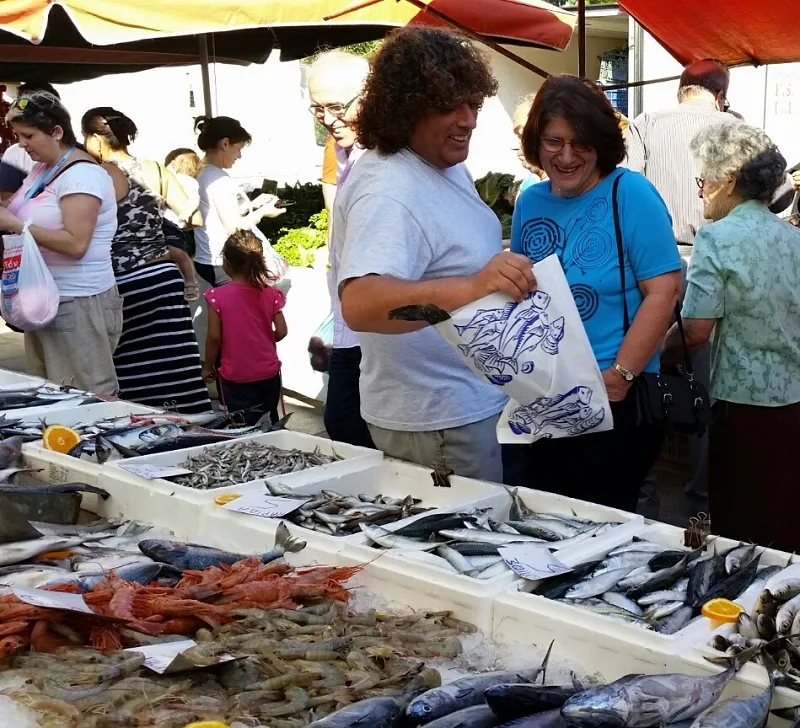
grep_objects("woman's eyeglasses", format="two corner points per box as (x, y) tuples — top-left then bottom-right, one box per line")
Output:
(309, 95), (359, 122)
(541, 137), (592, 154)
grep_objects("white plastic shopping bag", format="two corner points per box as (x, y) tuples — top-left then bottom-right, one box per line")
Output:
(435, 255), (613, 444)
(1, 220), (60, 330)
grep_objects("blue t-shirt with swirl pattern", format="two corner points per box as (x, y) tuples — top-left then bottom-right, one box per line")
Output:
(511, 168), (680, 373)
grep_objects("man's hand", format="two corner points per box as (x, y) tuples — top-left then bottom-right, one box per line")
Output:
(602, 367), (633, 403)
(792, 170), (800, 190)
(472, 252), (536, 301)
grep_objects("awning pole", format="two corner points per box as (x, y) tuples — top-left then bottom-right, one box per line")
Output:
(578, 0), (586, 78)
(199, 34), (213, 117)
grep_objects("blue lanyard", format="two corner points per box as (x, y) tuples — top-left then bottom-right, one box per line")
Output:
(24, 148), (75, 201)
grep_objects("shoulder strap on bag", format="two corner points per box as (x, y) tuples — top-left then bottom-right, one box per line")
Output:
(45, 158), (97, 189)
(611, 170), (694, 374)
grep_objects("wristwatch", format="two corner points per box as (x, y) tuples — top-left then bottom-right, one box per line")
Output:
(613, 362), (636, 382)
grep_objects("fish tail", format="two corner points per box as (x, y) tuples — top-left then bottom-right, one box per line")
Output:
(273, 520), (307, 555)
(539, 639), (554, 683)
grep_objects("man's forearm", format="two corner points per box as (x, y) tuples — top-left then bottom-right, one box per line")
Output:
(340, 274), (480, 334)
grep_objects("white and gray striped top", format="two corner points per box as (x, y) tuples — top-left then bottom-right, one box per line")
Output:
(622, 98), (724, 245)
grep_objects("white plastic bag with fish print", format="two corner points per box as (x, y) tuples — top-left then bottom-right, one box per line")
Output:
(1, 220), (59, 331)
(437, 254), (613, 444)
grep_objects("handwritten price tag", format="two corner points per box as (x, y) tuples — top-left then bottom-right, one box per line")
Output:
(14, 587), (93, 614)
(117, 463), (193, 480)
(222, 493), (309, 519)
(498, 544), (573, 581)
(126, 639), (235, 674)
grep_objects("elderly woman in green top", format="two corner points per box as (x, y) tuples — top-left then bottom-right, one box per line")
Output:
(663, 120), (800, 552)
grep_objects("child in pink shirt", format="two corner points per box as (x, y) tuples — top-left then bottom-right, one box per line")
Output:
(202, 230), (287, 424)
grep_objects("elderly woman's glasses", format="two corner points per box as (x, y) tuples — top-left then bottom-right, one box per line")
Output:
(541, 137), (592, 154)
(695, 177), (705, 190)
(309, 95), (359, 121)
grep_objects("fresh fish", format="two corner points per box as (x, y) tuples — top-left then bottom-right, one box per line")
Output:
(504, 520), (585, 542)
(504, 487), (536, 521)
(736, 613), (760, 641)
(725, 544), (757, 576)
(564, 569), (633, 600)
(138, 520), (305, 569)
(637, 578), (689, 606)
(484, 682), (580, 720)
(73, 562), (183, 591)
(551, 524), (609, 551)
(776, 592), (800, 634)
(561, 647), (758, 727)
(70, 548), (154, 572)
(655, 605), (694, 635)
(616, 566), (654, 591)
(644, 600), (685, 621)
(406, 641), (553, 723)
(394, 550), (459, 573)
(649, 550), (695, 571)
(770, 705), (800, 722)
(690, 554), (762, 610)
(0, 565), (72, 588)
(438, 529), (545, 546)
(533, 562), (604, 600)
(361, 523), (441, 551)
(594, 552), (658, 575)
(423, 705), (500, 728)
(477, 560), (513, 580)
(626, 554), (691, 601)
(497, 709), (567, 728)
(771, 579), (800, 603)
(393, 512), (484, 539)
(451, 543), (502, 557)
(564, 599), (653, 626)
(688, 552), (728, 608)
(609, 540), (667, 556)
(436, 545), (478, 576)
(310, 695), (409, 728)
(0, 482), (109, 499)
(389, 303), (452, 325)
(0, 494), (44, 543)
(0, 437), (24, 471)
(601, 592), (644, 617)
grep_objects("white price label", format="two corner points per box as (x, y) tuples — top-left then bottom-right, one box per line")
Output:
(498, 544), (573, 581)
(117, 463), (193, 480)
(222, 493), (308, 519)
(126, 639), (235, 674)
(14, 587), (93, 614)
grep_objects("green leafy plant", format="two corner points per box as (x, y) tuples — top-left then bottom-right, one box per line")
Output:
(273, 210), (329, 268)
(474, 172), (519, 239)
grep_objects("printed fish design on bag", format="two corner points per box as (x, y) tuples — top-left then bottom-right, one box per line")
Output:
(507, 385), (606, 438)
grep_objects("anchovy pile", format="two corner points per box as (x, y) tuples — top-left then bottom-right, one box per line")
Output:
(173, 441), (342, 489)
(535, 538), (774, 635)
(358, 487), (620, 581)
(709, 575), (800, 689)
(265, 482), (431, 536)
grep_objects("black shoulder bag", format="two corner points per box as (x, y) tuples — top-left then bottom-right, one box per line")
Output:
(611, 173), (712, 436)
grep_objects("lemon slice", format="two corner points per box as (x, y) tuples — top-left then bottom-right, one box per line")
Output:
(42, 425), (82, 454)
(214, 493), (242, 506)
(701, 598), (745, 623)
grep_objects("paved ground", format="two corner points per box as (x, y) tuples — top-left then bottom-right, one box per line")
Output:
(0, 324), (703, 528)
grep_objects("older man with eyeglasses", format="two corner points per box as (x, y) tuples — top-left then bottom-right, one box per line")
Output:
(306, 50), (375, 449)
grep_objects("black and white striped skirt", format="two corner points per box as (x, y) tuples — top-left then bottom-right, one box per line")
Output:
(113, 262), (212, 414)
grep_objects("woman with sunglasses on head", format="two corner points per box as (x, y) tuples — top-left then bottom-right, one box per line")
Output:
(80, 108), (211, 414)
(511, 75), (682, 512)
(0, 92), (122, 394)
(194, 116), (287, 291)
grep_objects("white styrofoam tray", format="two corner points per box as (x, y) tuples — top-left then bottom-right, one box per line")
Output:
(104, 430), (383, 504)
(493, 521), (795, 680)
(0, 369), (45, 387)
(327, 482), (641, 634)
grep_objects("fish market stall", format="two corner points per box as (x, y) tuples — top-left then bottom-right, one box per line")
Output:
(0, 383), (105, 419)
(105, 431), (382, 504)
(0, 369), (45, 388)
(491, 520), (794, 682)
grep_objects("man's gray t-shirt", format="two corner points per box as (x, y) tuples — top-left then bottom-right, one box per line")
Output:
(336, 148), (507, 431)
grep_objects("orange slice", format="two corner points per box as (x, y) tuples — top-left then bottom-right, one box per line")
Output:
(701, 598), (745, 623)
(42, 425), (82, 454)
(214, 494), (242, 506)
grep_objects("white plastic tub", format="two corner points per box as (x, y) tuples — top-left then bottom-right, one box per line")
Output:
(0, 387), (96, 418)
(104, 431), (382, 505)
(0, 369), (45, 388)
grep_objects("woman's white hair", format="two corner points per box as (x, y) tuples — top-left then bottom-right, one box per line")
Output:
(690, 120), (786, 202)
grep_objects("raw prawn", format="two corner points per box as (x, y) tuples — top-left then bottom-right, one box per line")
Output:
(0, 634), (28, 657)
(31, 620), (73, 653)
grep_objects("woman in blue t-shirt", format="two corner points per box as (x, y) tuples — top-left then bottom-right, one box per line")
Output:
(511, 75), (682, 512)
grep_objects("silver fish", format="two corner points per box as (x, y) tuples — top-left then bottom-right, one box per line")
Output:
(601, 591), (644, 617)
(361, 523), (440, 551)
(564, 568), (634, 600)
(561, 647), (758, 727)
(406, 641), (553, 723)
(436, 545), (478, 576)
(438, 529), (543, 546)
(655, 605), (694, 635)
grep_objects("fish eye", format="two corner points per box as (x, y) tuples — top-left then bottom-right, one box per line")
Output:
(422, 706), (432, 713)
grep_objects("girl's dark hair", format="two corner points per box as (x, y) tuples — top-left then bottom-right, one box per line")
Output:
(357, 27), (498, 155)
(6, 91), (77, 146)
(194, 116), (252, 152)
(521, 75), (626, 177)
(223, 230), (276, 289)
(81, 107), (137, 150)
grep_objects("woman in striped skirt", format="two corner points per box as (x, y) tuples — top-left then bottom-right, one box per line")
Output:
(82, 108), (212, 414)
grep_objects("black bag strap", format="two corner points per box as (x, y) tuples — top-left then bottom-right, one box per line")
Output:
(610, 172), (694, 376)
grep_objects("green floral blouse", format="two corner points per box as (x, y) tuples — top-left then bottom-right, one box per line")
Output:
(683, 200), (800, 406)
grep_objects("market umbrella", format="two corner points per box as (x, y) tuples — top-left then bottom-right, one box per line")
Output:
(616, 0), (800, 67)
(0, 0), (576, 84)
